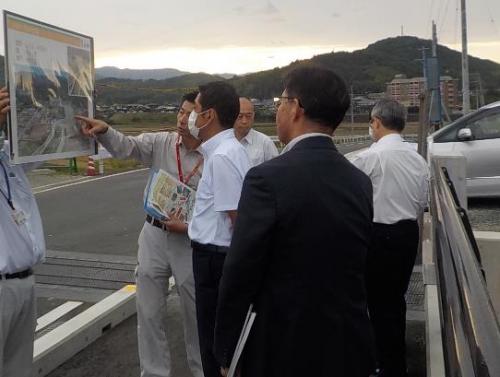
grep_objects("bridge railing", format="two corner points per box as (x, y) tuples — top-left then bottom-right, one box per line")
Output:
(429, 157), (500, 376)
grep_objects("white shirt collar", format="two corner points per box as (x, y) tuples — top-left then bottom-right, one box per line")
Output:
(201, 129), (234, 158)
(240, 129), (255, 145)
(281, 133), (332, 154)
(373, 133), (403, 147)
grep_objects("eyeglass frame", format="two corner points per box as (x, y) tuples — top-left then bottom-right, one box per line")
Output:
(273, 96), (303, 109)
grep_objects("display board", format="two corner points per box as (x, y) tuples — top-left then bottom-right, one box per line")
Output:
(3, 11), (96, 164)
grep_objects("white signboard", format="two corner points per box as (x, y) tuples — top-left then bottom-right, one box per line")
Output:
(3, 11), (96, 164)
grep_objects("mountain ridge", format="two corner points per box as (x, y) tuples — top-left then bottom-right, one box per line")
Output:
(1, 36), (499, 103)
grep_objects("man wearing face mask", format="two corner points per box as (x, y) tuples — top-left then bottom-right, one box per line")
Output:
(0, 87), (46, 377)
(186, 81), (250, 377)
(351, 99), (429, 377)
(76, 92), (204, 377)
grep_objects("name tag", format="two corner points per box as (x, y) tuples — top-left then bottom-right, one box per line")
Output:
(12, 209), (27, 226)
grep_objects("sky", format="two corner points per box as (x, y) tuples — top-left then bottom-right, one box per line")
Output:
(1, 0), (499, 74)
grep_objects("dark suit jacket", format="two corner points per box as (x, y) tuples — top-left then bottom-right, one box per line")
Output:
(214, 136), (375, 377)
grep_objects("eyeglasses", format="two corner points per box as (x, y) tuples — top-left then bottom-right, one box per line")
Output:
(273, 96), (301, 109)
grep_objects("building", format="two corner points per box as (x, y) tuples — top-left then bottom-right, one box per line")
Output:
(386, 74), (459, 110)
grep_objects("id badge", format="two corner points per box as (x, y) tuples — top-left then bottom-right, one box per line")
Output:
(12, 209), (27, 226)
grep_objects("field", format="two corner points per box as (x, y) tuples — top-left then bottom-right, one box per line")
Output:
(41, 112), (420, 175)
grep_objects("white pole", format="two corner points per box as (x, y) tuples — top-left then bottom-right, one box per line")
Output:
(461, 0), (471, 114)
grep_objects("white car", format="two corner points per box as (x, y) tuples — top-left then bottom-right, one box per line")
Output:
(428, 101), (500, 197)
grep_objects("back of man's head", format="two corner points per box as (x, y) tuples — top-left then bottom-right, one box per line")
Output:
(181, 91), (198, 105)
(198, 81), (239, 129)
(283, 66), (350, 131)
(371, 98), (406, 132)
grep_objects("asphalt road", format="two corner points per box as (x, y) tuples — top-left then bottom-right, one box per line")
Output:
(36, 142), (371, 257)
(37, 169), (149, 256)
(41, 141), (379, 377)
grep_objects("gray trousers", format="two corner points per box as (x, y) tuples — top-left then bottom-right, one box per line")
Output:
(136, 222), (203, 377)
(0, 275), (36, 377)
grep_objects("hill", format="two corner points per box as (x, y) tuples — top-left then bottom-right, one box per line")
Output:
(95, 66), (188, 80)
(96, 73), (226, 104)
(2, 36), (500, 103)
(230, 36), (500, 102)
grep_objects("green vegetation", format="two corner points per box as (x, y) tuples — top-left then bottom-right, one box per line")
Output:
(2, 36), (499, 105)
(108, 112), (177, 126)
(231, 37), (500, 103)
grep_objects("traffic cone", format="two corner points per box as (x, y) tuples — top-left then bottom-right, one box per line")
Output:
(86, 156), (96, 176)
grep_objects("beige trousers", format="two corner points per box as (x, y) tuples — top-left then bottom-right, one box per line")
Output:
(136, 222), (203, 377)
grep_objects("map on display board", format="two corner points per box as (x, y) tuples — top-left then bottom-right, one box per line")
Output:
(3, 11), (96, 164)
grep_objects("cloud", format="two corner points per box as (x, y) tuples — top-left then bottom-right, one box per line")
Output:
(232, 5), (246, 14)
(257, 1), (279, 15)
(332, 12), (341, 18)
(269, 16), (286, 23)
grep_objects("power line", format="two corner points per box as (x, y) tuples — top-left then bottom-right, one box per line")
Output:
(453, 0), (460, 45)
(435, 0), (449, 31)
(438, 0), (452, 34)
(481, 0), (500, 37)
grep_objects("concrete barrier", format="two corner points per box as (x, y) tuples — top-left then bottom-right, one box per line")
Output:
(422, 213), (446, 377)
(474, 231), (500, 322)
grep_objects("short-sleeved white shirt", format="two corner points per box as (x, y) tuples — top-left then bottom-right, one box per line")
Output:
(238, 129), (279, 167)
(350, 133), (429, 224)
(188, 129), (251, 246)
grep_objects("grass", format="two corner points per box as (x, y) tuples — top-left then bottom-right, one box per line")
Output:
(42, 156), (144, 176)
(109, 112), (177, 127)
(41, 114), (420, 176)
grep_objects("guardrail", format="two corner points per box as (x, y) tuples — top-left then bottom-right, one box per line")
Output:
(270, 133), (417, 147)
(429, 157), (500, 376)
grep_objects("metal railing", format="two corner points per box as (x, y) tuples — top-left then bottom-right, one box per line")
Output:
(430, 158), (500, 376)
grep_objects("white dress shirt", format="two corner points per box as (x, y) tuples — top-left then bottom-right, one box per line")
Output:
(188, 129), (251, 247)
(350, 133), (429, 224)
(281, 133), (333, 154)
(237, 129), (278, 166)
(0, 142), (45, 274)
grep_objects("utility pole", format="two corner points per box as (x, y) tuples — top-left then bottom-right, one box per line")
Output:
(432, 21), (438, 57)
(461, 0), (471, 113)
(418, 47), (429, 84)
(350, 85), (354, 124)
(431, 20), (443, 127)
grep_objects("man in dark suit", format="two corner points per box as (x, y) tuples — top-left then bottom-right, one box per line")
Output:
(214, 66), (376, 377)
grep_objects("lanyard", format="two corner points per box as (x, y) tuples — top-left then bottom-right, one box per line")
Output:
(175, 135), (203, 185)
(0, 159), (15, 210)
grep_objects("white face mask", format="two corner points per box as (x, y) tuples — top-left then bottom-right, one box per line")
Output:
(368, 125), (374, 140)
(188, 110), (210, 139)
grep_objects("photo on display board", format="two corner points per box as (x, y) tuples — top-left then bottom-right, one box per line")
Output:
(3, 10), (96, 164)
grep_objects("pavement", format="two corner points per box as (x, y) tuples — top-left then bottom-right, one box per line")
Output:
(468, 198), (500, 232)
(32, 141), (429, 377)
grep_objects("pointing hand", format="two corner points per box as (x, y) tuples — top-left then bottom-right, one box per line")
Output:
(75, 115), (109, 137)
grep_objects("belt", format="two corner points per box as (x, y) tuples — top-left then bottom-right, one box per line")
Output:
(146, 215), (167, 231)
(191, 241), (229, 254)
(0, 268), (33, 280)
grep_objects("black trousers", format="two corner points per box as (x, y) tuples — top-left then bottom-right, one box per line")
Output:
(192, 245), (227, 377)
(366, 220), (419, 377)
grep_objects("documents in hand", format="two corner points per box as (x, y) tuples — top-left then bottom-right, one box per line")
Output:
(144, 168), (196, 222)
(227, 304), (256, 377)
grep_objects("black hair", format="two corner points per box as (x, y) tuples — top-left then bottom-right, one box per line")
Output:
(181, 91), (198, 105)
(198, 81), (239, 129)
(283, 66), (350, 130)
